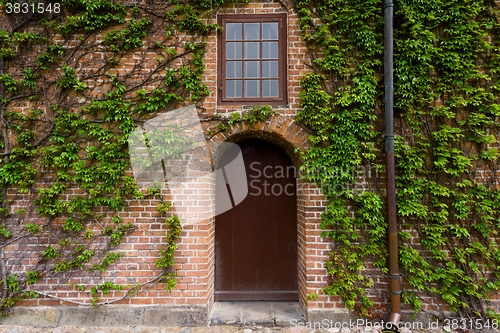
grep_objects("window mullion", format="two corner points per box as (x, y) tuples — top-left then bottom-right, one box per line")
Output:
(259, 22), (263, 98)
(240, 23), (244, 98)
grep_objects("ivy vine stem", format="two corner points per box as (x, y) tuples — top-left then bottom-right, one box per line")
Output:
(32, 267), (168, 307)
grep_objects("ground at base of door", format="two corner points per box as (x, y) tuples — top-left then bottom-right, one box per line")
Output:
(1, 325), (493, 333)
(209, 301), (303, 326)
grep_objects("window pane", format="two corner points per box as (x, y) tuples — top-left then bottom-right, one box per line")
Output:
(263, 80), (279, 97)
(245, 80), (260, 97)
(226, 42), (242, 59)
(226, 80), (242, 98)
(244, 61), (260, 78)
(226, 23), (242, 40)
(244, 42), (260, 59)
(262, 22), (278, 40)
(219, 15), (285, 103)
(227, 61), (242, 78)
(262, 60), (278, 78)
(262, 42), (278, 59)
(244, 23), (260, 40)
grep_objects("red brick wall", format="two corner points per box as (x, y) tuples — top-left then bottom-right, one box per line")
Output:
(7, 0), (461, 323)
(5, 0), (338, 317)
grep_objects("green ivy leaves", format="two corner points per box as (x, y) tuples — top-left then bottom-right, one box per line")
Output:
(297, 0), (500, 320)
(56, 0), (126, 33)
(296, 0), (386, 317)
(0, 0), (218, 314)
(104, 18), (152, 52)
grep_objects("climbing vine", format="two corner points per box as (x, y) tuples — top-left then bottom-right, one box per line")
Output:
(296, 0), (500, 321)
(0, 0), (232, 314)
(206, 104), (277, 138)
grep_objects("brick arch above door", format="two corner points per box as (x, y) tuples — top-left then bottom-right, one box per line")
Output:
(209, 113), (311, 169)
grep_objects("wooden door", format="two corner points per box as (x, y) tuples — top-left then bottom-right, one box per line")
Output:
(215, 139), (298, 301)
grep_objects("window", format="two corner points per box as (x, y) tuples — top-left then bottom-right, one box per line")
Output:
(218, 14), (287, 105)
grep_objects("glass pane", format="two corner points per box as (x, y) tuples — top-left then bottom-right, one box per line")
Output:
(227, 61), (242, 78)
(226, 80), (242, 98)
(262, 42), (278, 59)
(244, 61), (260, 78)
(226, 42), (242, 59)
(262, 22), (278, 40)
(262, 61), (278, 78)
(263, 80), (279, 97)
(244, 23), (260, 40)
(226, 23), (242, 40)
(244, 42), (260, 59)
(245, 80), (260, 97)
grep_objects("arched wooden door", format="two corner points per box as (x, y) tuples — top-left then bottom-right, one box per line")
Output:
(215, 139), (298, 301)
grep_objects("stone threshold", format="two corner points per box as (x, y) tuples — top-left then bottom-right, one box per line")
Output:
(209, 301), (305, 326)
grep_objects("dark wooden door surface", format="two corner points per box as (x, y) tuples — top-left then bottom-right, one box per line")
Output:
(215, 139), (298, 301)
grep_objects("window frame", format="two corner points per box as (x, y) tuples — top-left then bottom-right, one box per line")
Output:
(217, 13), (288, 105)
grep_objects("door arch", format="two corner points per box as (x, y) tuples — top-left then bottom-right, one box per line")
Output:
(215, 139), (298, 301)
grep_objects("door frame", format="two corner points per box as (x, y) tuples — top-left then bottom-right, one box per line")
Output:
(214, 139), (298, 301)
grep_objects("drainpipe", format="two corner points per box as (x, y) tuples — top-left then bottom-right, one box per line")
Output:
(383, 0), (402, 331)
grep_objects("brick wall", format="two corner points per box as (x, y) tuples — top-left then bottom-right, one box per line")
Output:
(3, 0), (339, 319)
(0, 0), (394, 321)
(6, 0), (497, 327)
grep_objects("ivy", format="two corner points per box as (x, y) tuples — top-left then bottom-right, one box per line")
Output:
(155, 203), (181, 291)
(56, 0), (127, 33)
(296, 0), (500, 321)
(56, 66), (87, 92)
(104, 18), (152, 51)
(206, 105), (276, 137)
(0, 0), (222, 315)
(36, 44), (64, 70)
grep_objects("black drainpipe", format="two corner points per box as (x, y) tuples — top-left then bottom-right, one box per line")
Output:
(383, 0), (402, 331)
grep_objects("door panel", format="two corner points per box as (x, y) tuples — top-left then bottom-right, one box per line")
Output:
(215, 139), (298, 301)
